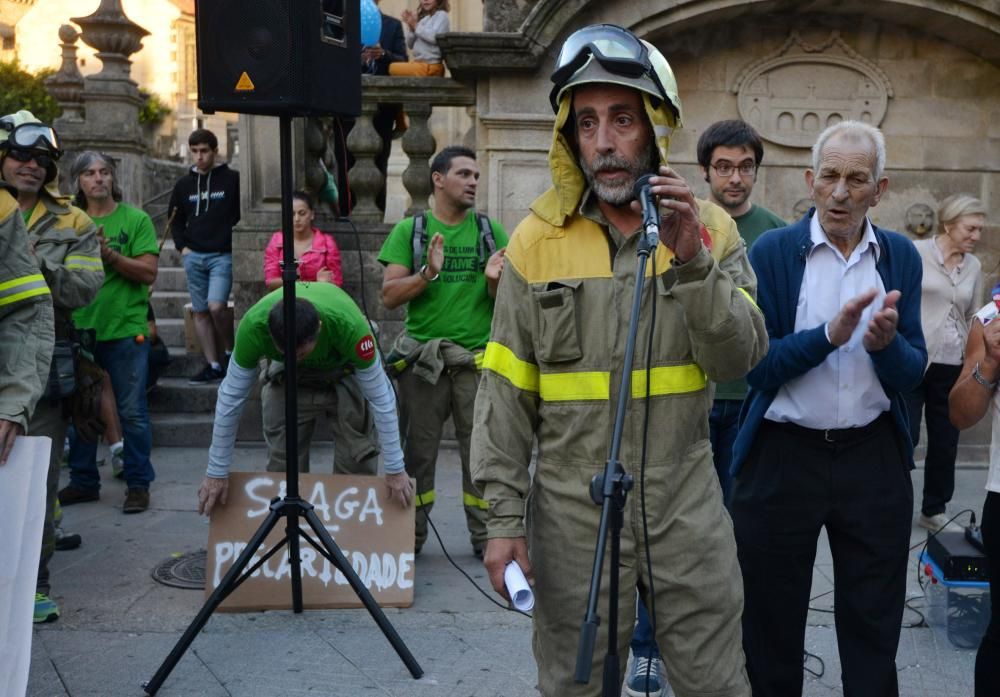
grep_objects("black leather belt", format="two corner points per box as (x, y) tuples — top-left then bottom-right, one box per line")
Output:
(767, 412), (892, 445)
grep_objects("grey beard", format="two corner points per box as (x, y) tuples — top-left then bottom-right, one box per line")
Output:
(581, 147), (659, 206)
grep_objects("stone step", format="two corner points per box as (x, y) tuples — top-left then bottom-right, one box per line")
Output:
(147, 377), (222, 413)
(159, 240), (181, 267)
(154, 318), (186, 350)
(151, 266), (187, 292)
(150, 400), (267, 446)
(149, 290), (191, 320)
(160, 346), (208, 378)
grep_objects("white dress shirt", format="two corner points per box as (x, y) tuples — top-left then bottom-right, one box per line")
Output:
(765, 215), (890, 429)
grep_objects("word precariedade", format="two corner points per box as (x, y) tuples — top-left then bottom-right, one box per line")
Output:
(206, 473), (415, 611)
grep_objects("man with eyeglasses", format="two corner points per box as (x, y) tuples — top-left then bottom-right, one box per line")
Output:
(0, 110), (103, 625)
(696, 120), (785, 500)
(470, 24), (764, 697)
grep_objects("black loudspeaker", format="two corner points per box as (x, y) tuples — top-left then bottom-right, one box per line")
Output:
(195, 0), (361, 117)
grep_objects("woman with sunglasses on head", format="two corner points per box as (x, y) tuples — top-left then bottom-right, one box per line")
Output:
(263, 191), (343, 291)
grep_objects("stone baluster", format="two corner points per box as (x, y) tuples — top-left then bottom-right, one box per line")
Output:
(346, 102), (387, 223)
(46, 25), (86, 123)
(400, 102), (436, 217)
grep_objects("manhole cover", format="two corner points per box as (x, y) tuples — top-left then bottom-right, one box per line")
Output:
(151, 549), (206, 589)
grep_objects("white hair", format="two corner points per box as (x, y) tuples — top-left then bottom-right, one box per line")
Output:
(811, 120), (886, 180)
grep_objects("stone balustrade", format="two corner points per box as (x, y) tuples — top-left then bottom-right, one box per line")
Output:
(342, 75), (477, 223)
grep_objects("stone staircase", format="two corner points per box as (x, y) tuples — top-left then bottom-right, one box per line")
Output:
(147, 240), (264, 447)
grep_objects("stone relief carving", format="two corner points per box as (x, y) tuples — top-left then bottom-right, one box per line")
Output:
(905, 203), (936, 236)
(792, 198), (813, 221)
(732, 32), (894, 148)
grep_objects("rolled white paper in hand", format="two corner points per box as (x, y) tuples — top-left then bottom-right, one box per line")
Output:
(504, 560), (534, 612)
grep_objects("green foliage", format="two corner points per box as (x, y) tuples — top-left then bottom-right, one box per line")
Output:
(0, 61), (61, 124)
(139, 89), (172, 126)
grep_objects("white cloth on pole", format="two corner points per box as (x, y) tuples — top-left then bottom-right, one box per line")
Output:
(0, 436), (52, 697)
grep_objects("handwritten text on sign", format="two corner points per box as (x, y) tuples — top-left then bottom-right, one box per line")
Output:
(206, 473), (415, 611)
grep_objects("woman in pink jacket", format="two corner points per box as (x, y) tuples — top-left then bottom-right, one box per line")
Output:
(263, 191), (343, 290)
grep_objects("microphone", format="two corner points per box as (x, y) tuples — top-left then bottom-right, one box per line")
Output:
(633, 174), (660, 250)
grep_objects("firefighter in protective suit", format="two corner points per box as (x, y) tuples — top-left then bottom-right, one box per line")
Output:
(0, 111), (103, 623)
(470, 25), (767, 697)
(0, 180), (54, 463)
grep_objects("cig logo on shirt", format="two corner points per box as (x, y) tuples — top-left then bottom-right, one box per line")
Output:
(355, 336), (376, 361)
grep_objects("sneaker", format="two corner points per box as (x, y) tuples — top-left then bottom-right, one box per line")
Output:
(110, 445), (125, 480)
(625, 656), (664, 697)
(123, 488), (150, 514)
(57, 485), (99, 506)
(34, 593), (59, 623)
(918, 512), (963, 534)
(188, 364), (224, 384)
(54, 526), (82, 551)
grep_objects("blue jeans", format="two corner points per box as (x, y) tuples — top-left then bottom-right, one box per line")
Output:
(68, 338), (155, 492)
(631, 596), (660, 659)
(709, 399), (742, 502)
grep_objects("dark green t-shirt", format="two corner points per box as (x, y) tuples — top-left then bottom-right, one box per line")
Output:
(377, 210), (508, 350)
(73, 203), (159, 341)
(232, 282), (376, 372)
(715, 204), (787, 401)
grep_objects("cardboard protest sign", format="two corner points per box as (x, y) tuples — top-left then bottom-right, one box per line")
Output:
(206, 473), (415, 611)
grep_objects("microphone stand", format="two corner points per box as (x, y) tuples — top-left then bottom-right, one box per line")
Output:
(574, 209), (660, 695)
(143, 114), (423, 694)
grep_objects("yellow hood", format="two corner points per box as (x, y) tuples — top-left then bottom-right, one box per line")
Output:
(530, 90), (680, 227)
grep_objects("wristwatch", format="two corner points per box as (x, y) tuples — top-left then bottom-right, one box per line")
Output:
(418, 264), (440, 282)
(972, 361), (999, 390)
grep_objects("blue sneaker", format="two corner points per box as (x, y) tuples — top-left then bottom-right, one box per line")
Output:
(625, 656), (664, 697)
(34, 593), (60, 623)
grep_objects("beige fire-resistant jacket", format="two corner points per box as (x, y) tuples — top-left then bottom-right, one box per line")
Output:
(0, 184), (54, 429)
(24, 185), (103, 339)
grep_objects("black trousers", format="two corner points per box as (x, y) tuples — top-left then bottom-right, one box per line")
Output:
(975, 491), (1000, 696)
(904, 362), (962, 516)
(731, 415), (913, 697)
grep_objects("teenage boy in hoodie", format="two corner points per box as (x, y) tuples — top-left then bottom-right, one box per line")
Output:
(169, 129), (240, 384)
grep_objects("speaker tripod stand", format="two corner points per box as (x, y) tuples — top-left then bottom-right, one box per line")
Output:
(142, 114), (423, 695)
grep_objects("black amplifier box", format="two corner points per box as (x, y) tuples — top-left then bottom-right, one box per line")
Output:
(926, 531), (990, 583)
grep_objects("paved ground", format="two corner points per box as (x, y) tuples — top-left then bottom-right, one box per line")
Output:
(26, 443), (988, 697)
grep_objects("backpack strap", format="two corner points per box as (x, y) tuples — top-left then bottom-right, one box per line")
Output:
(410, 212), (427, 272)
(476, 212), (496, 268)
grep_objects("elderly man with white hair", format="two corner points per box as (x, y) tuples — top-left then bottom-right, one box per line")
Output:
(731, 121), (927, 697)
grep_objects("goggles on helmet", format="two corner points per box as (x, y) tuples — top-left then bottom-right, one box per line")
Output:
(549, 24), (671, 112)
(0, 120), (62, 158)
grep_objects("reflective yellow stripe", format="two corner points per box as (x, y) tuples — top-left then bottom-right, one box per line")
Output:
(0, 274), (49, 307)
(473, 350), (484, 370)
(392, 359), (407, 373)
(65, 255), (103, 271)
(737, 287), (758, 308)
(462, 492), (489, 510)
(540, 371), (610, 401)
(415, 491), (435, 507)
(482, 342), (539, 393)
(631, 364), (707, 398)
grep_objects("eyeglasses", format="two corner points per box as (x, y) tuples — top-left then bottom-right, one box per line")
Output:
(0, 121), (61, 156)
(709, 161), (757, 177)
(6, 148), (55, 170)
(549, 24), (671, 110)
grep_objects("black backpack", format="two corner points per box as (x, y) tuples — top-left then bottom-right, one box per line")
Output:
(410, 211), (497, 272)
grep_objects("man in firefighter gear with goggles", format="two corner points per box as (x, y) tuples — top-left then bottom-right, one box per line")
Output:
(471, 24), (765, 697)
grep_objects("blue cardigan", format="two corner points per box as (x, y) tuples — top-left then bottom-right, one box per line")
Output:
(732, 211), (928, 474)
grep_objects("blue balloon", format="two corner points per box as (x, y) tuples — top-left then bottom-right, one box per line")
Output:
(360, 0), (382, 47)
